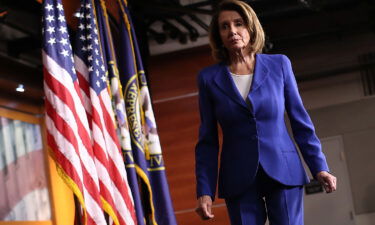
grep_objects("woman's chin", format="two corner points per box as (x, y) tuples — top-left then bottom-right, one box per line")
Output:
(228, 45), (246, 53)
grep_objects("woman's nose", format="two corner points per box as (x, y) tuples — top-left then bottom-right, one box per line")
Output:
(228, 25), (236, 36)
(229, 25), (237, 35)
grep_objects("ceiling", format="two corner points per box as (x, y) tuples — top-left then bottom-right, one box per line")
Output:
(0, 0), (374, 105)
(130, 0), (375, 54)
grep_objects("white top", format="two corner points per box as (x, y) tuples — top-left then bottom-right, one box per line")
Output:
(230, 72), (254, 100)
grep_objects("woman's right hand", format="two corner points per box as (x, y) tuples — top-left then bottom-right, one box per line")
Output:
(195, 195), (215, 220)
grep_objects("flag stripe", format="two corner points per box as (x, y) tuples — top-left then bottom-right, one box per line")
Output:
(44, 99), (100, 190)
(90, 90), (135, 223)
(45, 127), (83, 191)
(45, 87), (107, 225)
(43, 72), (100, 188)
(76, 72), (93, 117)
(89, 88), (125, 225)
(95, 92), (136, 218)
(74, 55), (92, 114)
(87, 65), (137, 225)
(45, 99), (107, 225)
(43, 52), (91, 133)
(45, 113), (84, 184)
(46, 115), (102, 225)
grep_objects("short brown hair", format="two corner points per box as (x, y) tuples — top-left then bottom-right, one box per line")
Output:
(209, 0), (265, 62)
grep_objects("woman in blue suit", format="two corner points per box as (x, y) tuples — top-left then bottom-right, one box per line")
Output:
(194, 1), (337, 224)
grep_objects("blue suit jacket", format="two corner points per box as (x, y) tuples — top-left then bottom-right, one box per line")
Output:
(195, 54), (329, 199)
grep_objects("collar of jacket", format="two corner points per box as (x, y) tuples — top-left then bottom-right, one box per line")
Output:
(213, 53), (270, 111)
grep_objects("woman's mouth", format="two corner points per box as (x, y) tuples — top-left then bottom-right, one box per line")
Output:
(230, 38), (240, 44)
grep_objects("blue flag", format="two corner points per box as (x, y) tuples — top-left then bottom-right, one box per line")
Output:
(94, 1), (146, 225)
(116, 1), (177, 225)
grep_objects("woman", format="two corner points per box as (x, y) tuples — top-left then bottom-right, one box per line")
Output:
(194, 1), (337, 224)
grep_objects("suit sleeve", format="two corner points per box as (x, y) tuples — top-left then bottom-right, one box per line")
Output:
(281, 55), (330, 177)
(195, 71), (219, 200)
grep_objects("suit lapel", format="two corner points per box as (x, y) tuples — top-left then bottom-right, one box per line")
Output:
(213, 54), (270, 110)
(214, 63), (249, 110)
(249, 54), (269, 95)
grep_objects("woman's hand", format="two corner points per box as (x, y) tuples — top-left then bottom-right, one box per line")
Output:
(195, 195), (214, 220)
(316, 171), (337, 193)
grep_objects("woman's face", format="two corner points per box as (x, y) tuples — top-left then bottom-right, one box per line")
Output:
(218, 10), (250, 53)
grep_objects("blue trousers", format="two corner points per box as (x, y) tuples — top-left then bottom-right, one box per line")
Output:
(225, 166), (304, 225)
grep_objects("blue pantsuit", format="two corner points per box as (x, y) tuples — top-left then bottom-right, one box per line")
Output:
(195, 54), (329, 224)
(225, 166), (304, 225)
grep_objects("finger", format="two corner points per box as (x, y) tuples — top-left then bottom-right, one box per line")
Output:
(206, 203), (214, 218)
(323, 182), (331, 193)
(327, 182), (334, 193)
(319, 175), (330, 193)
(332, 178), (337, 191)
(203, 203), (214, 219)
(327, 177), (335, 192)
(318, 176), (326, 186)
(320, 178), (331, 193)
(200, 203), (209, 218)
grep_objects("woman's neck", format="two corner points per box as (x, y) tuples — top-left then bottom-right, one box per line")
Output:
(228, 51), (255, 75)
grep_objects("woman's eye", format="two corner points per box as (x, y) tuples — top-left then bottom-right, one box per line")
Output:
(221, 24), (228, 30)
(236, 22), (243, 26)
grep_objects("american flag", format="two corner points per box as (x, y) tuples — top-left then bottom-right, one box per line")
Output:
(42, 0), (108, 225)
(94, 1), (146, 224)
(73, 1), (137, 225)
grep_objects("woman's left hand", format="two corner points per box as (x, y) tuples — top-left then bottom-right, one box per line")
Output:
(316, 171), (337, 193)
